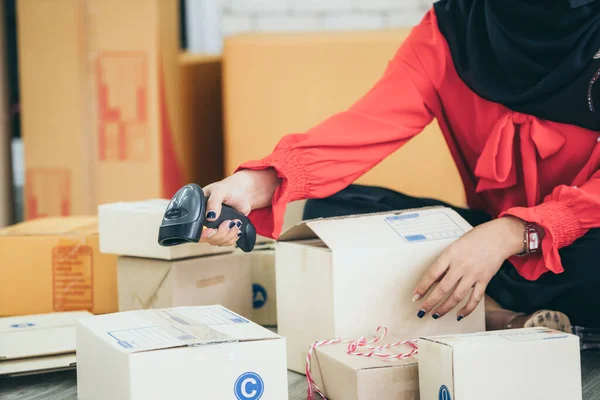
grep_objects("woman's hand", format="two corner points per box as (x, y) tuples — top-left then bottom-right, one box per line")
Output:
(199, 168), (281, 247)
(412, 216), (526, 321)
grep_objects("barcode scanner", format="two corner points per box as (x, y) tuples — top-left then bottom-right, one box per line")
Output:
(158, 183), (256, 252)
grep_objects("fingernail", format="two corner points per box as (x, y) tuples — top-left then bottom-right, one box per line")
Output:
(417, 309), (426, 318)
(207, 211), (217, 219)
(228, 221), (236, 229)
(457, 315), (464, 322)
(412, 294), (421, 303)
(237, 231), (243, 238)
(236, 221), (242, 228)
(432, 313), (440, 320)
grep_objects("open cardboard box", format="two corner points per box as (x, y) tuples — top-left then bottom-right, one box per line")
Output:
(276, 206), (486, 373)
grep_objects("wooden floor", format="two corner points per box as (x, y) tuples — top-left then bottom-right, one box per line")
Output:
(1, 350), (600, 399)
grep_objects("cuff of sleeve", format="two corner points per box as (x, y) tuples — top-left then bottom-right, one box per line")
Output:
(236, 149), (309, 239)
(500, 201), (581, 280)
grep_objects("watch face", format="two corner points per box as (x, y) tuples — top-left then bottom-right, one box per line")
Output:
(528, 231), (539, 251)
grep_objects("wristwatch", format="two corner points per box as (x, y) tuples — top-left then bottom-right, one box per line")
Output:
(516, 222), (542, 257)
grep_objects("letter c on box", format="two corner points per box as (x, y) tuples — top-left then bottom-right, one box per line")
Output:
(439, 385), (451, 400)
(235, 372), (264, 400)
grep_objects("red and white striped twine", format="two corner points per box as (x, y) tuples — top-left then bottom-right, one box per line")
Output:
(305, 326), (419, 400)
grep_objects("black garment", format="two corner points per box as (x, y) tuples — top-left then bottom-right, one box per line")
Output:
(303, 184), (600, 328)
(434, 0), (600, 130)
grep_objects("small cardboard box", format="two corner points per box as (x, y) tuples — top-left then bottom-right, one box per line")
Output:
(117, 252), (252, 319)
(276, 207), (485, 373)
(0, 217), (118, 316)
(77, 305), (289, 400)
(251, 248), (277, 326)
(310, 338), (419, 400)
(99, 199), (233, 260)
(0, 311), (92, 377)
(418, 328), (582, 400)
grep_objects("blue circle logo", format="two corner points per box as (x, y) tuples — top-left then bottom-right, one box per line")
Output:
(439, 385), (451, 400)
(252, 284), (268, 309)
(10, 323), (35, 328)
(235, 372), (264, 400)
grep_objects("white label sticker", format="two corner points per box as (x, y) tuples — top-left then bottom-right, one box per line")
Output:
(108, 325), (197, 351)
(160, 307), (249, 326)
(500, 330), (569, 342)
(385, 212), (464, 242)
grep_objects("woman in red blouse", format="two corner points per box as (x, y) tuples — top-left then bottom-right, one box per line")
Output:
(200, 0), (600, 331)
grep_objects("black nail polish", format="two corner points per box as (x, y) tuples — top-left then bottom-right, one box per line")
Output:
(237, 231), (243, 238)
(417, 309), (426, 318)
(228, 221), (236, 229)
(236, 221), (242, 228)
(207, 211), (217, 219)
(432, 313), (440, 320)
(457, 315), (464, 322)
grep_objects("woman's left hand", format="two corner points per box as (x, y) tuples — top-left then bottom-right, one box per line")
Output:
(412, 216), (526, 321)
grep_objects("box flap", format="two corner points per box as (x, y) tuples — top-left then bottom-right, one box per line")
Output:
(420, 327), (577, 350)
(278, 207), (471, 251)
(0, 311), (93, 360)
(0, 353), (76, 377)
(0, 217), (98, 237)
(78, 305), (281, 354)
(315, 337), (417, 372)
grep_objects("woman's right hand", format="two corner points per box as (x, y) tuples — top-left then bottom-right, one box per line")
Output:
(200, 168), (281, 247)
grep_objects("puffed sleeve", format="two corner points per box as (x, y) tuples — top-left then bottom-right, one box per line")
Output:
(238, 10), (446, 238)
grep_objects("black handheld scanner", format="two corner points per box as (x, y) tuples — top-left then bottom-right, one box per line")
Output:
(157, 183), (256, 252)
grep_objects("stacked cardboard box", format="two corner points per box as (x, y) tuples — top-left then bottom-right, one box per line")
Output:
(0, 217), (118, 316)
(17, 0), (224, 220)
(99, 200), (278, 323)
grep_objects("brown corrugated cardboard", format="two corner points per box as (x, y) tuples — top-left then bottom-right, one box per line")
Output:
(98, 200), (234, 260)
(0, 217), (118, 316)
(18, 1), (224, 220)
(250, 249), (277, 326)
(310, 338), (419, 400)
(0, 311), (92, 377)
(223, 30), (465, 207)
(117, 252), (252, 319)
(276, 207), (485, 373)
(418, 328), (582, 400)
(77, 306), (288, 400)
(0, 2), (12, 228)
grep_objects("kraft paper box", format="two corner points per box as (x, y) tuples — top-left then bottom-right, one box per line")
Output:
(224, 31), (464, 207)
(310, 338), (419, 400)
(77, 305), (289, 400)
(418, 328), (582, 400)
(0, 311), (92, 377)
(0, 217), (118, 316)
(276, 207), (485, 373)
(251, 249), (277, 326)
(99, 199), (233, 260)
(18, 1), (224, 220)
(117, 252), (252, 319)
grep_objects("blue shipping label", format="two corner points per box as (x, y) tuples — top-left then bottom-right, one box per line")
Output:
(385, 212), (464, 243)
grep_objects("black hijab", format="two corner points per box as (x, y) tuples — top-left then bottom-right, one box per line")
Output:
(434, 0), (600, 130)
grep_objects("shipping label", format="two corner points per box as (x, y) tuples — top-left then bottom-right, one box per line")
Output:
(52, 245), (93, 312)
(385, 212), (465, 242)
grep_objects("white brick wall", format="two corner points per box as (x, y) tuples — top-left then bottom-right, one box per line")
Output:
(186, 0), (432, 52)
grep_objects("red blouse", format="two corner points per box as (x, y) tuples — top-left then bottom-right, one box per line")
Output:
(238, 10), (600, 281)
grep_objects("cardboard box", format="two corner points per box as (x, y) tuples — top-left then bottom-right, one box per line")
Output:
(224, 31), (465, 207)
(276, 207), (485, 373)
(0, 1), (12, 229)
(0, 217), (118, 316)
(77, 305), (289, 400)
(310, 338), (419, 400)
(0, 311), (92, 376)
(18, 1), (224, 219)
(99, 199), (233, 260)
(117, 252), (252, 319)
(418, 328), (582, 400)
(250, 249), (277, 326)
